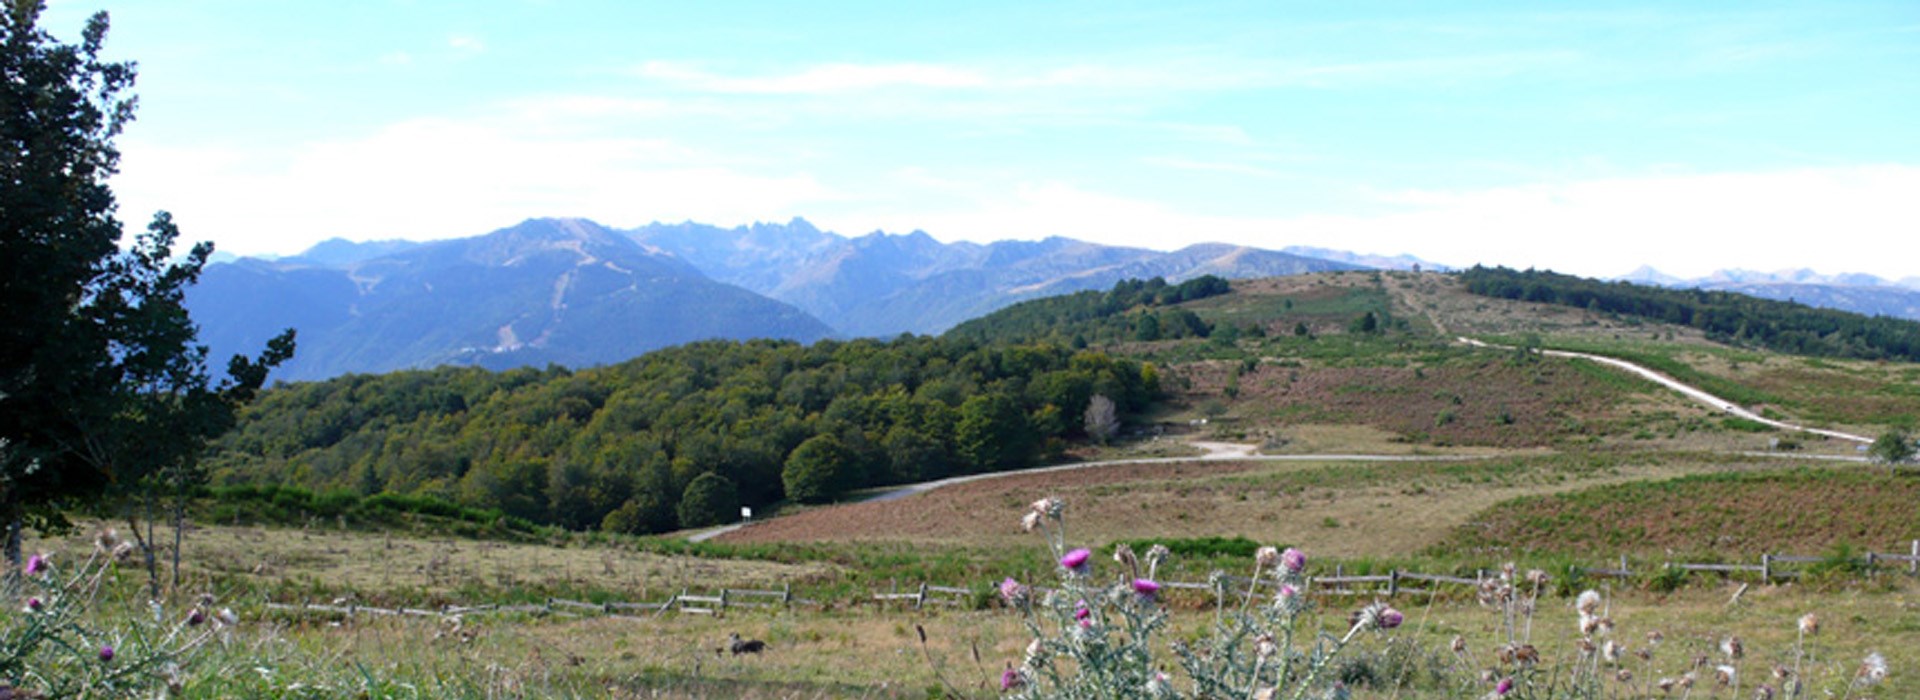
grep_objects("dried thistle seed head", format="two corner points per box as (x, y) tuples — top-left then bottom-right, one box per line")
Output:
(1715, 665), (1736, 687)
(1025, 638), (1043, 661)
(1145, 544), (1171, 569)
(1256, 546), (1281, 568)
(94, 528), (119, 552)
(1451, 635), (1467, 654)
(1656, 677), (1676, 694)
(1858, 652), (1888, 686)
(1797, 613), (1819, 636)
(1603, 640), (1624, 665)
(1576, 638), (1597, 655)
(1579, 613), (1602, 636)
(1514, 645), (1540, 666)
(1754, 684), (1775, 700)
(1616, 669), (1633, 683)
(1647, 630), (1665, 645)
(1113, 543), (1139, 571)
(1636, 649), (1653, 662)
(1576, 589), (1603, 616)
(1254, 633), (1277, 658)
(1772, 665), (1791, 680)
(1721, 635), (1744, 660)
(1495, 645), (1516, 665)
(1501, 562), (1517, 580)
(1680, 672), (1696, 689)
(1020, 511), (1042, 532)
(1693, 653), (1710, 669)
(1526, 569), (1549, 586)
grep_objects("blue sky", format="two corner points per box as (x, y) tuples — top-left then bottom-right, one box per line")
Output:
(41, 0), (1920, 279)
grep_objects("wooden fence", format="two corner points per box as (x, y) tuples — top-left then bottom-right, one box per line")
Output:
(262, 541), (1920, 622)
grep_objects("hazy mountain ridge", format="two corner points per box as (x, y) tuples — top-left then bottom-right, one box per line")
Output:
(188, 219), (835, 381)
(1615, 265), (1920, 320)
(628, 220), (1360, 335)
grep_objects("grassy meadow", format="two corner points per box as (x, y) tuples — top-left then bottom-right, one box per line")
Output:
(13, 272), (1920, 697)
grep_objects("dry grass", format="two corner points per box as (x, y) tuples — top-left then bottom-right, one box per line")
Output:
(718, 455), (1725, 559)
(27, 521), (841, 604)
(147, 575), (1917, 698)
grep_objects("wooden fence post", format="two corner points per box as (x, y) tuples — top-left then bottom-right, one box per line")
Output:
(916, 582), (929, 610)
(783, 582), (793, 606)
(1761, 554), (1771, 582)
(1910, 540), (1918, 576)
(719, 588), (730, 612)
(1386, 570), (1399, 598)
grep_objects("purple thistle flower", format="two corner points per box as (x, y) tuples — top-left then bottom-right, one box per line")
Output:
(1074, 600), (1091, 622)
(99, 645), (115, 663)
(1133, 578), (1161, 603)
(998, 577), (1029, 605)
(187, 609), (206, 626)
(1060, 547), (1092, 575)
(1000, 665), (1026, 691)
(1379, 606), (1404, 630)
(1496, 676), (1514, 695)
(24, 554), (48, 576)
(24, 596), (43, 613)
(1280, 548), (1306, 574)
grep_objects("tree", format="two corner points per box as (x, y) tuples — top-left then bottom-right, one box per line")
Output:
(956, 393), (1032, 473)
(0, 3), (293, 576)
(1, 0), (138, 564)
(676, 471), (739, 529)
(782, 433), (853, 504)
(1083, 394), (1119, 444)
(1868, 429), (1914, 467)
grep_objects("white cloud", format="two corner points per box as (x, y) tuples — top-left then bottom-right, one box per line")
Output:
(824, 165), (1920, 281)
(113, 120), (834, 256)
(637, 61), (990, 94)
(448, 35), (486, 54)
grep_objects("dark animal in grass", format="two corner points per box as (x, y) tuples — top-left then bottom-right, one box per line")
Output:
(728, 633), (767, 655)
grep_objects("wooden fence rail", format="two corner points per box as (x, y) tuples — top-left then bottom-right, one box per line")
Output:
(259, 541), (1920, 624)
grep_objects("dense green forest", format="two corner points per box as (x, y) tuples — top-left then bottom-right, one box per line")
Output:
(1463, 266), (1920, 361)
(206, 336), (1158, 534)
(945, 275), (1234, 346)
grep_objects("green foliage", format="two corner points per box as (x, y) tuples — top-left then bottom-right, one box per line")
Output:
(1463, 265), (1920, 361)
(783, 433), (855, 504)
(1110, 535), (1266, 560)
(1868, 429), (1915, 464)
(676, 471), (740, 529)
(208, 336), (1161, 535)
(946, 276), (1230, 346)
(0, 4), (293, 572)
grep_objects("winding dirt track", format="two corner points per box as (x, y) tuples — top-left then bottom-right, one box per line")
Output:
(686, 340), (1873, 542)
(1457, 337), (1872, 443)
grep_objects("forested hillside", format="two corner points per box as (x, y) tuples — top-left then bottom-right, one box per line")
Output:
(945, 275), (1235, 346)
(206, 337), (1157, 534)
(1463, 266), (1920, 361)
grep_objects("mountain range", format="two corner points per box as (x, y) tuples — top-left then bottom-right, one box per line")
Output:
(186, 216), (1918, 383)
(187, 218), (1363, 381)
(1616, 266), (1920, 321)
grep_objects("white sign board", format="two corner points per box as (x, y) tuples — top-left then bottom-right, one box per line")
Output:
(741, 506), (753, 521)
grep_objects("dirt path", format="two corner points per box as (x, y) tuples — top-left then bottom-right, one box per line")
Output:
(1458, 337), (1873, 443)
(690, 448), (1481, 542)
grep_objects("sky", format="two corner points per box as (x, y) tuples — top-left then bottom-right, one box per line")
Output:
(37, 0), (1920, 280)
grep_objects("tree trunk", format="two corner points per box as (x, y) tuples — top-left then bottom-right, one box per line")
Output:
(170, 496), (184, 590)
(141, 490), (161, 599)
